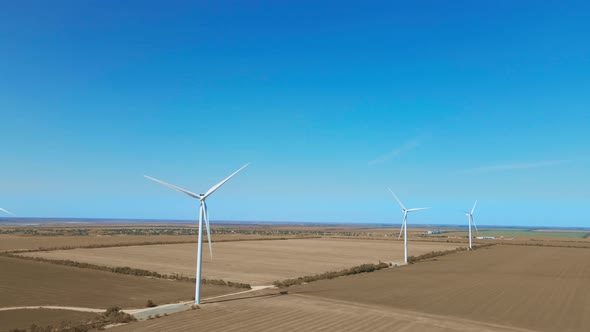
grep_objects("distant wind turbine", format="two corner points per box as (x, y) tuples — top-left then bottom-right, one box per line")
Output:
(0, 208), (15, 216)
(388, 189), (430, 264)
(144, 163), (249, 305)
(465, 200), (479, 250)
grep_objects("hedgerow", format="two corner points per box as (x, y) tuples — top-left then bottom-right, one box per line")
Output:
(273, 262), (391, 287)
(0, 252), (251, 289)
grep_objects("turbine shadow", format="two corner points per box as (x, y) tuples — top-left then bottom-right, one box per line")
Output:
(203, 292), (283, 304)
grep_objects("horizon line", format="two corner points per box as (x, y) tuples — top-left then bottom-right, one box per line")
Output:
(0, 217), (588, 230)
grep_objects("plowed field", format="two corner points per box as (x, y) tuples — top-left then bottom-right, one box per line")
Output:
(112, 245), (589, 332)
(110, 289), (538, 332)
(287, 245), (590, 332)
(0, 309), (98, 332)
(22, 238), (462, 285)
(0, 256), (235, 308)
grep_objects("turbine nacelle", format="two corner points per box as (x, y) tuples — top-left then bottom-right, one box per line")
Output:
(144, 162), (250, 261)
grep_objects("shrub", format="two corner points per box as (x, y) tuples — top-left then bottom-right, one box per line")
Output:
(146, 300), (157, 308)
(273, 262), (390, 287)
(0, 252), (251, 289)
(9, 306), (136, 332)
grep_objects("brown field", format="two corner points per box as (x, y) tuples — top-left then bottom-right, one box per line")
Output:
(0, 234), (196, 251)
(0, 309), (98, 332)
(286, 245), (590, 332)
(0, 233), (302, 252)
(22, 238), (463, 285)
(111, 245), (590, 332)
(0, 256), (235, 309)
(111, 289), (537, 332)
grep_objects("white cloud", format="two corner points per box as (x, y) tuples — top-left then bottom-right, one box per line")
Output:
(368, 139), (421, 166)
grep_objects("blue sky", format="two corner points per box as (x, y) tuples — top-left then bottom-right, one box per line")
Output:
(1, 1), (589, 227)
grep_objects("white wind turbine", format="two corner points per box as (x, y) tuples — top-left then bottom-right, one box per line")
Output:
(0, 208), (15, 216)
(145, 163), (249, 305)
(465, 200), (479, 250)
(388, 188), (430, 264)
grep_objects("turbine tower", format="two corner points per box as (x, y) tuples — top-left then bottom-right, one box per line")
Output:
(388, 188), (430, 264)
(465, 200), (479, 250)
(145, 163), (249, 305)
(0, 208), (15, 216)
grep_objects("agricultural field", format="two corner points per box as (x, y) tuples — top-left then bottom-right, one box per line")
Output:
(21, 238), (463, 285)
(476, 229), (589, 238)
(287, 245), (590, 332)
(110, 245), (590, 332)
(111, 289), (532, 332)
(0, 309), (98, 332)
(0, 228), (315, 252)
(0, 234), (197, 252)
(3, 224), (589, 332)
(0, 255), (235, 309)
(0, 222), (401, 252)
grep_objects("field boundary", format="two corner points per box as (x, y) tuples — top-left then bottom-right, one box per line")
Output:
(273, 244), (494, 288)
(4, 236), (322, 254)
(273, 262), (392, 287)
(496, 241), (590, 249)
(407, 243), (493, 263)
(4, 307), (135, 332)
(0, 252), (252, 289)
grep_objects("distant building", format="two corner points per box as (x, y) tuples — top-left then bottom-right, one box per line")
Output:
(476, 236), (496, 240)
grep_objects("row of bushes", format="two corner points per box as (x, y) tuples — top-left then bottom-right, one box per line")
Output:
(407, 243), (495, 264)
(273, 262), (391, 288)
(273, 244), (496, 288)
(8, 241), (196, 254)
(2, 252), (251, 289)
(9, 307), (135, 332)
(9, 236), (319, 254)
(498, 242), (590, 249)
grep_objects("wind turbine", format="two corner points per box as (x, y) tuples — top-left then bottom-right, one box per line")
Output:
(0, 208), (15, 216)
(144, 163), (249, 305)
(465, 200), (479, 250)
(388, 188), (430, 264)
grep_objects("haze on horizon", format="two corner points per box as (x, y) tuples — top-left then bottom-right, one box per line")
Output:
(1, 1), (588, 227)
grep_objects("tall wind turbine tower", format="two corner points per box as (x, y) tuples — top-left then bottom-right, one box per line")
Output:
(465, 200), (479, 250)
(388, 189), (430, 264)
(0, 208), (15, 216)
(145, 163), (249, 305)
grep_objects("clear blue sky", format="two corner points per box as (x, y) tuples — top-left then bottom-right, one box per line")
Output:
(1, 1), (589, 227)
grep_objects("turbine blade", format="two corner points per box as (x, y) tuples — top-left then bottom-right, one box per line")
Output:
(407, 207), (430, 212)
(472, 216), (479, 233)
(397, 223), (404, 239)
(398, 212), (407, 239)
(471, 200), (478, 215)
(387, 188), (406, 211)
(144, 175), (201, 199)
(203, 163), (250, 199)
(0, 208), (15, 216)
(203, 202), (213, 260)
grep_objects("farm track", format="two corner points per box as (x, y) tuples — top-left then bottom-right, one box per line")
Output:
(0, 286), (274, 316)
